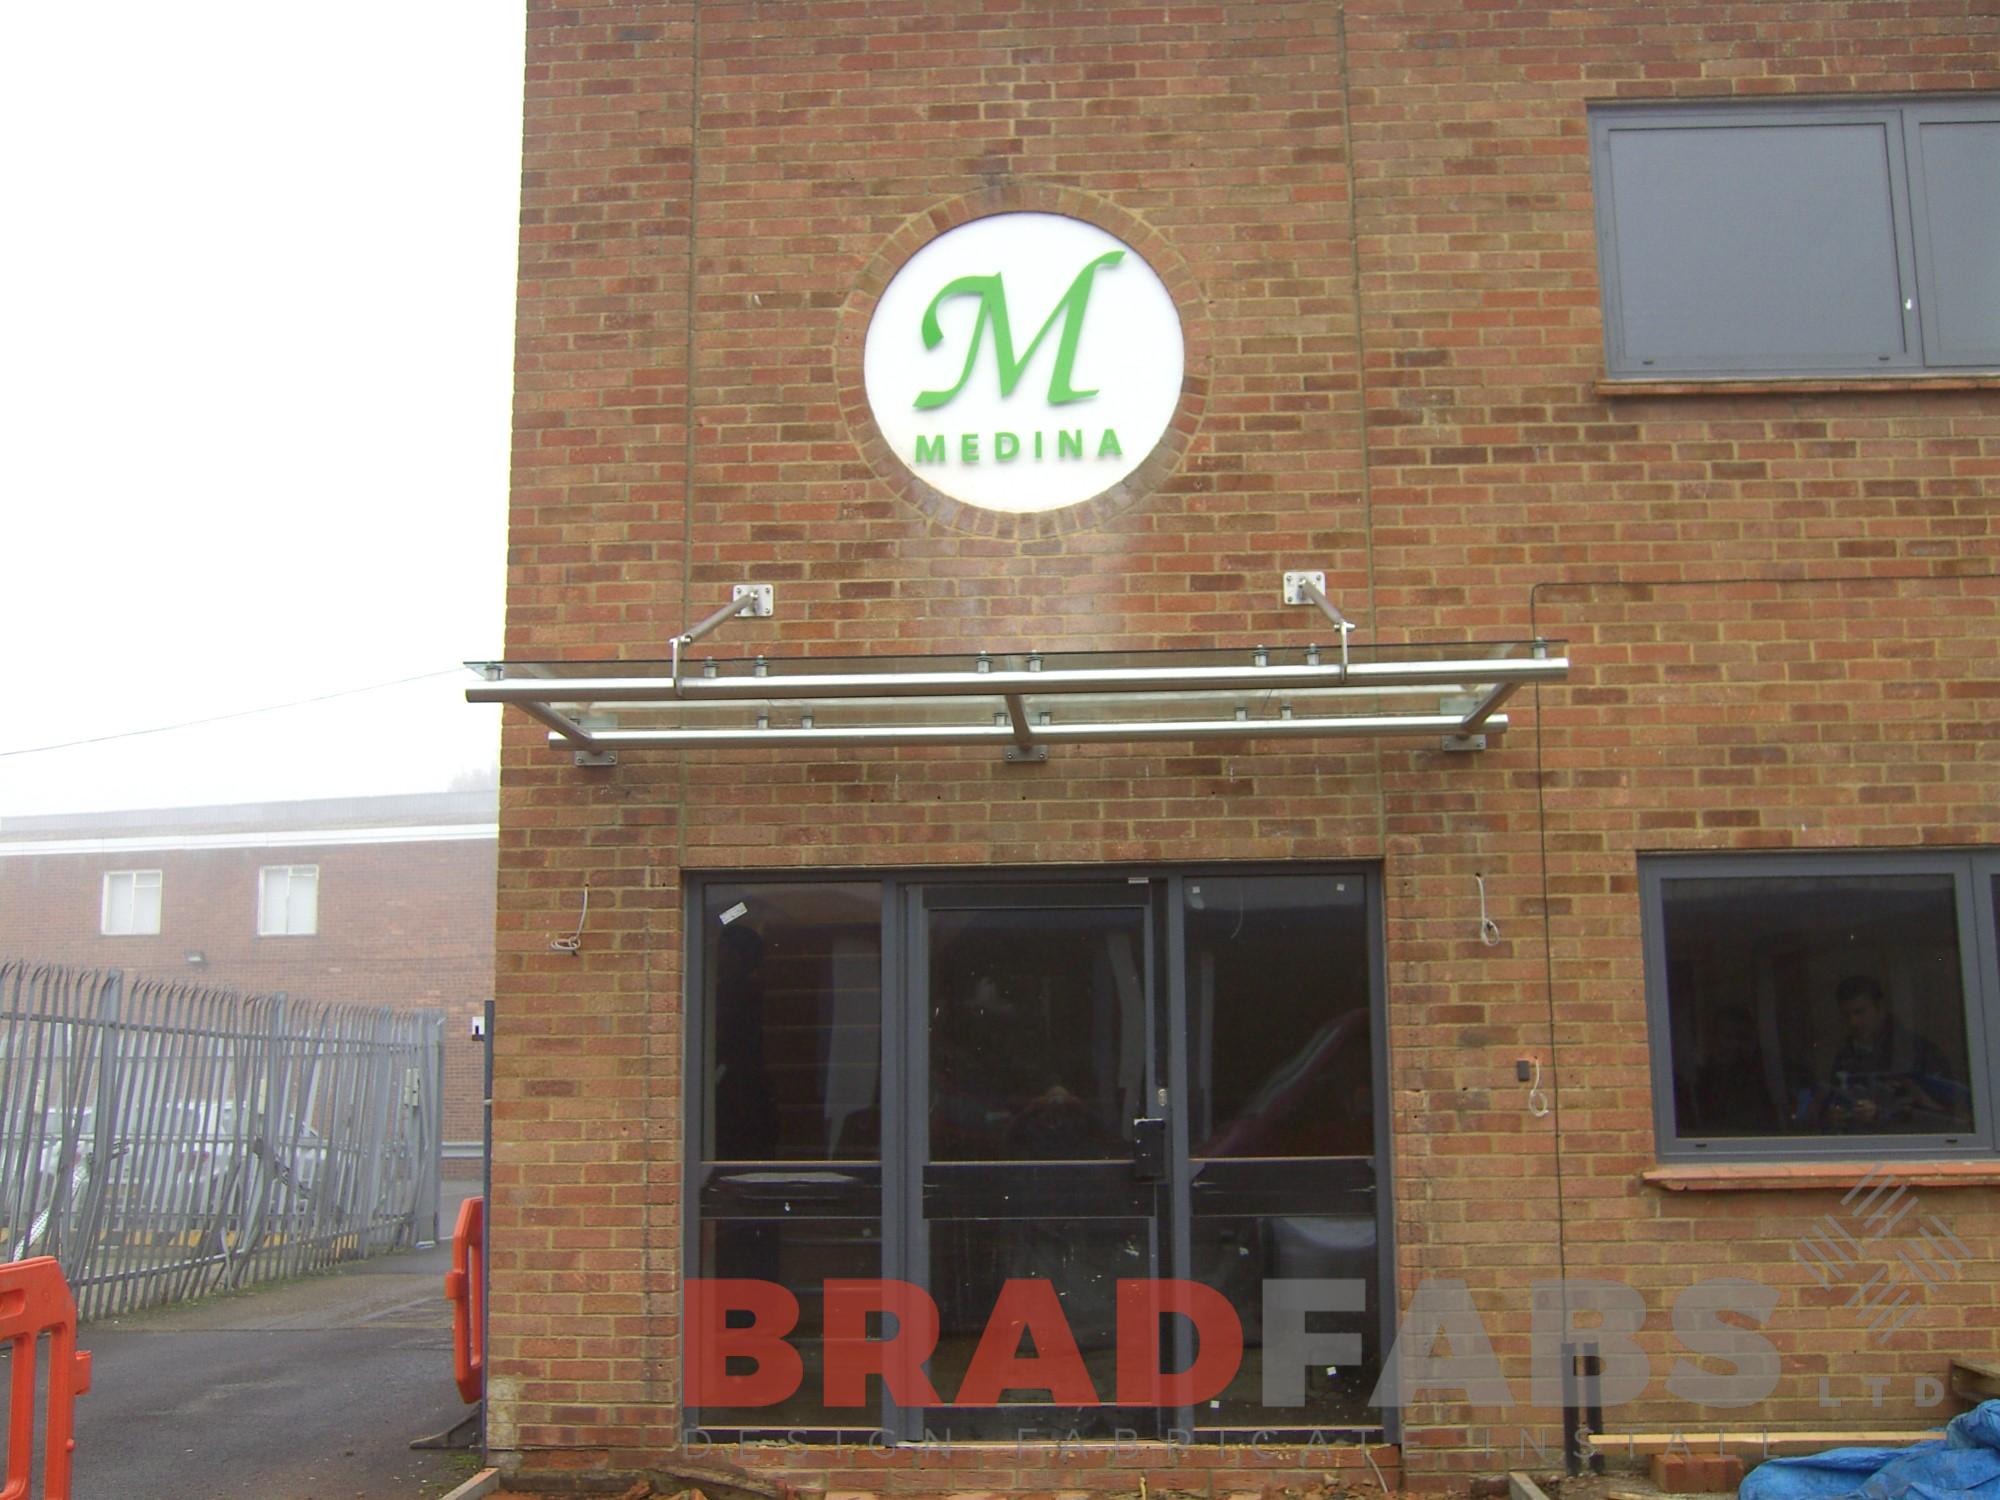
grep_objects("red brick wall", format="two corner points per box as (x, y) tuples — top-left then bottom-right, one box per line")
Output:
(493, 0), (2000, 1488)
(0, 838), (495, 1141)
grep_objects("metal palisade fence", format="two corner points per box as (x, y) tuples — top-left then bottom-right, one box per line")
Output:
(0, 959), (444, 1320)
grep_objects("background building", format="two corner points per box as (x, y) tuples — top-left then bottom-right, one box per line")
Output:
(0, 790), (495, 1154)
(482, 2), (2000, 1492)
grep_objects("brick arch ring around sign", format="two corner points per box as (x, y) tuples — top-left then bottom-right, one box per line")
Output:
(834, 186), (1212, 541)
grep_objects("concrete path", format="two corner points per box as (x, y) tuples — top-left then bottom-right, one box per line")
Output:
(67, 1197), (481, 1499)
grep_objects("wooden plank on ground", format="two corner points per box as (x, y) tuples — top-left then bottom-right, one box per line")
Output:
(1951, 1359), (2000, 1406)
(1590, 1431), (1944, 1460)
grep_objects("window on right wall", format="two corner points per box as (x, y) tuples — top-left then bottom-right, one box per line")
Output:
(1642, 852), (2000, 1160)
(1588, 97), (2000, 378)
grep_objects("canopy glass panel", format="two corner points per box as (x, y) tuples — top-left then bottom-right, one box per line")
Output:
(467, 640), (1568, 760)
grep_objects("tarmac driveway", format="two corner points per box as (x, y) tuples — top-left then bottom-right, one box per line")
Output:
(64, 1195), (479, 1499)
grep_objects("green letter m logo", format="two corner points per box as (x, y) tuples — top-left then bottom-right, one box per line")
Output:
(913, 250), (1123, 411)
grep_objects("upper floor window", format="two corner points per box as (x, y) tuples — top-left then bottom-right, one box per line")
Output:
(1589, 97), (2000, 378)
(1642, 852), (2000, 1160)
(101, 869), (163, 935)
(258, 865), (319, 936)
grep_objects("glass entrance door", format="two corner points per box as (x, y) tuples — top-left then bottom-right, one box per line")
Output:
(685, 868), (1387, 1442)
(912, 883), (1170, 1438)
(908, 872), (1386, 1439)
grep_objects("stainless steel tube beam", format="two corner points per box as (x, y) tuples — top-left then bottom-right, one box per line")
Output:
(1003, 694), (1034, 749)
(1293, 578), (1355, 668)
(1459, 680), (1521, 733)
(546, 711), (1507, 751)
(679, 594), (756, 648)
(522, 701), (596, 749)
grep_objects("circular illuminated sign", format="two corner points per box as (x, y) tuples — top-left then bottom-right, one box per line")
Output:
(862, 212), (1186, 515)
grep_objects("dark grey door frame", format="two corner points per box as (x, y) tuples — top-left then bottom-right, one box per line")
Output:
(681, 863), (1397, 1445)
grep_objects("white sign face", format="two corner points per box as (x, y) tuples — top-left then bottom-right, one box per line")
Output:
(862, 212), (1185, 515)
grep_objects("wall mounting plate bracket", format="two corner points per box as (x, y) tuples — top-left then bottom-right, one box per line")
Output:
(732, 583), (775, 618)
(1440, 693), (1486, 751)
(1282, 570), (1328, 606)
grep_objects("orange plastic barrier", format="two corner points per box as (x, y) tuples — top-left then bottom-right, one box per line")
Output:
(444, 1195), (485, 1405)
(1, 1256), (92, 1500)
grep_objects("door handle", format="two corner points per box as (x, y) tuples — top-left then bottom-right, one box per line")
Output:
(1132, 1117), (1167, 1181)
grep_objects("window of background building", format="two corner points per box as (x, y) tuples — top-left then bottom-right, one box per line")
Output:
(101, 869), (163, 936)
(1642, 853), (2000, 1160)
(1589, 97), (2000, 378)
(258, 865), (319, 936)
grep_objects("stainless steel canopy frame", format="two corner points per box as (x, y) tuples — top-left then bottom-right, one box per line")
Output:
(468, 578), (1569, 766)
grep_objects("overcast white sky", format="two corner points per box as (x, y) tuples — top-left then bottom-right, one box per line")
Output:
(0, 3), (526, 820)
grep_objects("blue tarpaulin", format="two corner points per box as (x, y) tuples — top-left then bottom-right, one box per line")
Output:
(1740, 1402), (2000, 1500)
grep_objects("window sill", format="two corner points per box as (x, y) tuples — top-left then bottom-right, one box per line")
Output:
(1644, 1160), (2000, 1193)
(1599, 375), (2000, 398)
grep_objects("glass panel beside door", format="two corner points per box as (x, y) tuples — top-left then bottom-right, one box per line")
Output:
(1183, 873), (1382, 1432)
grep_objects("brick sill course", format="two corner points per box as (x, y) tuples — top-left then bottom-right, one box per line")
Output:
(1599, 375), (2000, 398)
(1644, 1160), (2000, 1193)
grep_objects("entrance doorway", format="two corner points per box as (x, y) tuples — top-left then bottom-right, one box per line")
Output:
(688, 869), (1389, 1442)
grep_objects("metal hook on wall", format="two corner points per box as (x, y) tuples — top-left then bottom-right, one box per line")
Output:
(1475, 872), (1501, 947)
(551, 882), (590, 956)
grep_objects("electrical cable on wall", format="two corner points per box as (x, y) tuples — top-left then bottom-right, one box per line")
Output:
(1475, 872), (1501, 946)
(1525, 1058), (1551, 1119)
(551, 883), (590, 955)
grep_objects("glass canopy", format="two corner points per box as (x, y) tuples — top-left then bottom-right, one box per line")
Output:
(466, 640), (1568, 763)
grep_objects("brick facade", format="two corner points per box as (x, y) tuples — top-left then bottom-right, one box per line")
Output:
(492, 1), (2000, 1490)
(0, 793), (496, 1144)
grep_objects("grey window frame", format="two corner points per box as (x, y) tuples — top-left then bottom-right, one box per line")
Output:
(1641, 850), (2000, 1162)
(1904, 96), (2000, 370)
(1589, 96), (1998, 379)
(681, 863), (1397, 1446)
